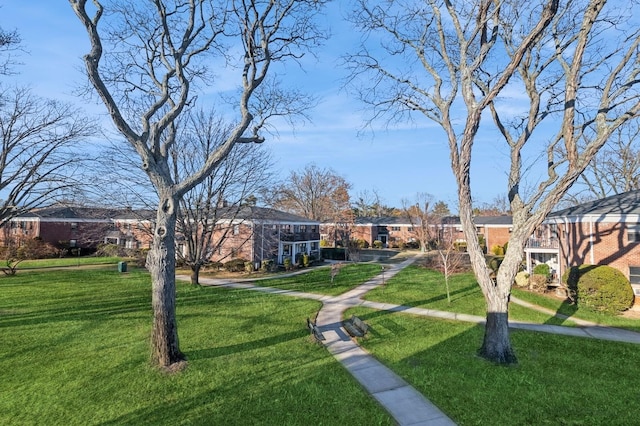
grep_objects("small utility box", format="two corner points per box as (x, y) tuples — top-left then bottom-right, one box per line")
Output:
(118, 261), (128, 273)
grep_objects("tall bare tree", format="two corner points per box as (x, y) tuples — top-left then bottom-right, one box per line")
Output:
(70, 0), (328, 369)
(0, 86), (94, 226)
(348, 0), (640, 364)
(174, 109), (275, 285)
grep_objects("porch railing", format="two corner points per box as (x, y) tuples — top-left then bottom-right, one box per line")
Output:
(525, 237), (559, 249)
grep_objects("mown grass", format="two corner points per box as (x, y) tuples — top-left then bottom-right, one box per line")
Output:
(346, 305), (640, 425)
(512, 286), (640, 332)
(250, 263), (383, 296)
(0, 268), (392, 425)
(15, 256), (123, 269)
(364, 265), (576, 325)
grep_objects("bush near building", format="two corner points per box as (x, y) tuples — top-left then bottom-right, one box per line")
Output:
(562, 264), (634, 314)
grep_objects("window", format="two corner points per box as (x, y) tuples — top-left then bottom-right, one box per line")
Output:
(71, 222), (78, 229)
(628, 225), (640, 243)
(630, 267), (640, 284)
(391, 226), (400, 231)
(69, 239), (77, 248)
(233, 224), (240, 235)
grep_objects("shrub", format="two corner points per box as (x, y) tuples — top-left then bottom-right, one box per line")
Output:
(95, 243), (124, 257)
(487, 256), (503, 273)
(260, 259), (274, 272)
(373, 240), (383, 249)
(454, 241), (467, 252)
(533, 263), (551, 279)
(283, 257), (292, 271)
(529, 274), (548, 292)
(223, 258), (247, 272)
(244, 261), (254, 273)
(207, 261), (223, 271)
(514, 271), (529, 287)
(563, 265), (634, 314)
(320, 239), (330, 247)
(491, 245), (504, 256)
(302, 253), (310, 267)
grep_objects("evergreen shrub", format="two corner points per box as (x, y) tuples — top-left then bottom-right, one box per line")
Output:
(562, 264), (634, 314)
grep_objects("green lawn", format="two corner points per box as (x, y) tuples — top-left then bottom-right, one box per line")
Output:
(14, 256), (124, 269)
(0, 268), (391, 425)
(364, 265), (576, 325)
(3, 263), (640, 425)
(250, 263), (383, 296)
(511, 286), (640, 332)
(346, 306), (640, 425)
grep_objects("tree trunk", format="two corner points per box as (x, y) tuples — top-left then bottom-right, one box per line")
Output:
(147, 197), (185, 368)
(190, 263), (201, 286)
(479, 290), (516, 364)
(456, 163), (518, 364)
(479, 243), (523, 364)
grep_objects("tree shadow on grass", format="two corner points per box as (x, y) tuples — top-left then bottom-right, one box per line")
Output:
(187, 328), (309, 360)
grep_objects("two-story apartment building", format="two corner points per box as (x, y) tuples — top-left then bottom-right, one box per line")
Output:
(321, 217), (417, 248)
(439, 215), (512, 251)
(525, 190), (640, 296)
(0, 204), (320, 267)
(208, 206), (321, 265)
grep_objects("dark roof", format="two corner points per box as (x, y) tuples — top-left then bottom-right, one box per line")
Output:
(16, 204), (315, 224)
(353, 216), (413, 226)
(224, 206), (318, 223)
(27, 206), (122, 220)
(549, 190), (640, 218)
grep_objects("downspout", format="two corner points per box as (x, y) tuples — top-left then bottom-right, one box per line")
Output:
(589, 216), (595, 265)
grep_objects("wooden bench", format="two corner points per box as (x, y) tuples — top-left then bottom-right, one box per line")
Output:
(342, 315), (369, 338)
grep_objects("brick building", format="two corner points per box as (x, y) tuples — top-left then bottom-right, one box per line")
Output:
(525, 190), (640, 296)
(321, 217), (418, 248)
(0, 205), (320, 266)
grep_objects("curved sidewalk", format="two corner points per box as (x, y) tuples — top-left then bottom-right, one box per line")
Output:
(314, 256), (457, 425)
(183, 257), (640, 425)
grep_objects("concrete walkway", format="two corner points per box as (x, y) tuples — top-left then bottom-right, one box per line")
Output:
(181, 257), (640, 425)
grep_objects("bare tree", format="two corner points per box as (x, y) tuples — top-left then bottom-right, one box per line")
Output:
(401, 192), (435, 252)
(270, 163), (352, 221)
(435, 239), (466, 305)
(352, 188), (384, 217)
(70, 0), (328, 369)
(573, 123), (640, 200)
(0, 86), (94, 226)
(348, 0), (640, 364)
(174, 109), (276, 285)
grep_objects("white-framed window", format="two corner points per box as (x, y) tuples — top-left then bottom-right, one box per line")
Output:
(628, 225), (640, 243)
(233, 224), (240, 235)
(630, 266), (640, 284)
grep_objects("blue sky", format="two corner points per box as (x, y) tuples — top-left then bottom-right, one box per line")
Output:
(1, 1), (514, 211)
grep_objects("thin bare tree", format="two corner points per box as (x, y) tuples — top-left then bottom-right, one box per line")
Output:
(348, 0), (640, 364)
(402, 192), (435, 252)
(70, 0), (329, 369)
